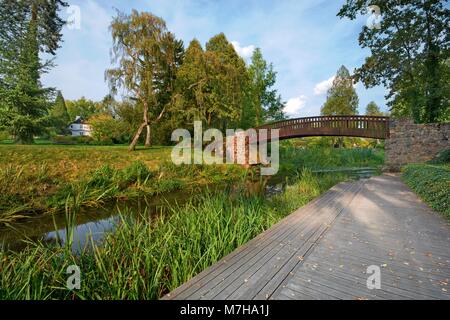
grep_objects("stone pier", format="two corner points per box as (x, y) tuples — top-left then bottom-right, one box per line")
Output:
(385, 119), (450, 171)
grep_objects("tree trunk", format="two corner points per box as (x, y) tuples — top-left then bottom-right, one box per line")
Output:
(129, 122), (146, 151)
(129, 100), (149, 151)
(145, 124), (151, 147)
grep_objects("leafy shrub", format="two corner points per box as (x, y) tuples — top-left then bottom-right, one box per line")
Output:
(428, 148), (450, 165)
(89, 114), (126, 144)
(51, 135), (93, 145)
(402, 164), (450, 219)
(0, 131), (10, 141)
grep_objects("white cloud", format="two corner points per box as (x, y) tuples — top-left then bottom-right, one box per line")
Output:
(231, 41), (255, 59)
(314, 74), (359, 96)
(284, 95), (307, 117)
(314, 76), (335, 96)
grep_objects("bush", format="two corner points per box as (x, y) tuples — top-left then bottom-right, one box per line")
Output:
(89, 114), (126, 144)
(427, 148), (450, 165)
(402, 164), (450, 219)
(0, 131), (10, 141)
(51, 135), (93, 145)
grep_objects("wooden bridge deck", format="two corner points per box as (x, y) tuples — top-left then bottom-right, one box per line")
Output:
(163, 175), (450, 300)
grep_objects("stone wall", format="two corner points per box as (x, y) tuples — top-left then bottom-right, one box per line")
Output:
(384, 119), (450, 171)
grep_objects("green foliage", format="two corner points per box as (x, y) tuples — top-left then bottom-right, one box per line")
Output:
(49, 90), (70, 134)
(0, 0), (68, 144)
(0, 131), (10, 141)
(65, 97), (101, 121)
(171, 39), (210, 126)
(365, 101), (383, 116)
(106, 10), (184, 150)
(278, 142), (384, 177)
(242, 48), (285, 128)
(338, 0), (449, 123)
(0, 170), (346, 299)
(171, 37), (284, 133)
(321, 65), (359, 116)
(51, 135), (93, 145)
(89, 113), (124, 144)
(427, 148), (450, 165)
(204, 33), (248, 129)
(119, 161), (154, 184)
(320, 65), (359, 147)
(402, 164), (450, 218)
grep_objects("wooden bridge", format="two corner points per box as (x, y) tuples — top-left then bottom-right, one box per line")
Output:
(255, 115), (390, 141)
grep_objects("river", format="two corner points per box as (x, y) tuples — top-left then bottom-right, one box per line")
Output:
(0, 167), (378, 253)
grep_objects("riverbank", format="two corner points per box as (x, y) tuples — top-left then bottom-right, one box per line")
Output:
(0, 170), (348, 299)
(0, 144), (384, 224)
(0, 144), (249, 224)
(0, 144), (385, 299)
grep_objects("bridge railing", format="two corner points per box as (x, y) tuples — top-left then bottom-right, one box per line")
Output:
(257, 115), (390, 140)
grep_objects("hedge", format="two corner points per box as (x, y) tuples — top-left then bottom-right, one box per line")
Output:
(402, 164), (450, 219)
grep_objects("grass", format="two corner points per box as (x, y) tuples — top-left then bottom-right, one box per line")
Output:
(0, 143), (383, 224)
(0, 144), (249, 224)
(0, 170), (347, 300)
(278, 142), (384, 177)
(401, 163), (450, 219)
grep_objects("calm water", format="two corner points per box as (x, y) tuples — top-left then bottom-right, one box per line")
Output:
(0, 167), (378, 253)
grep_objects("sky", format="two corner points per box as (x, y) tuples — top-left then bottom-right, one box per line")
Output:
(42, 0), (389, 118)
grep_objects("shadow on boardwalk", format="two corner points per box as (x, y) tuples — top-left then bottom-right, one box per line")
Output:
(164, 174), (450, 300)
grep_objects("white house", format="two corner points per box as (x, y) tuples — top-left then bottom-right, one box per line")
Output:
(68, 116), (92, 136)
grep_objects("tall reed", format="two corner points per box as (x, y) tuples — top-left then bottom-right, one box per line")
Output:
(0, 170), (346, 299)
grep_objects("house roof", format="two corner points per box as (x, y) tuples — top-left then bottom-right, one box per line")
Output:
(71, 117), (89, 125)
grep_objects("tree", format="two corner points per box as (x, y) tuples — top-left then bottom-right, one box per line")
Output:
(321, 65), (359, 148)
(205, 33), (248, 130)
(172, 34), (250, 132)
(172, 39), (210, 126)
(338, 0), (449, 123)
(66, 97), (99, 120)
(365, 101), (383, 116)
(114, 99), (144, 143)
(242, 48), (285, 128)
(50, 90), (70, 133)
(106, 10), (183, 150)
(321, 65), (359, 116)
(89, 113), (124, 144)
(0, 0), (68, 143)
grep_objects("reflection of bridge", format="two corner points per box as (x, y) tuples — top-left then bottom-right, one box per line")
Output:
(256, 115), (390, 140)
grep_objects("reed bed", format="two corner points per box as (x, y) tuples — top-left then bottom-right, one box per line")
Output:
(0, 170), (346, 300)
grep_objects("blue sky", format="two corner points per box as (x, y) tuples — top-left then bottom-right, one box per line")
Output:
(42, 0), (389, 118)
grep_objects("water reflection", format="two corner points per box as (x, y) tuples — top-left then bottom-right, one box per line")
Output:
(0, 167), (378, 253)
(0, 192), (188, 253)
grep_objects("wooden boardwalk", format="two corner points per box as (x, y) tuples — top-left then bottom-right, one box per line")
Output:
(163, 175), (450, 300)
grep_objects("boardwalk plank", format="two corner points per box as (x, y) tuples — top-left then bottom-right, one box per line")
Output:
(166, 183), (349, 299)
(164, 175), (450, 300)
